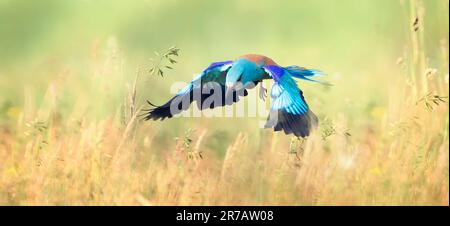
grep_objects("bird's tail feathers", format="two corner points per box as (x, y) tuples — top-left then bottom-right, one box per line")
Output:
(284, 66), (331, 86)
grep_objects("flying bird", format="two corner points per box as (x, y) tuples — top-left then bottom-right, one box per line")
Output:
(144, 54), (326, 137)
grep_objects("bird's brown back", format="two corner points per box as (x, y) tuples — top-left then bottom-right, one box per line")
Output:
(238, 54), (278, 66)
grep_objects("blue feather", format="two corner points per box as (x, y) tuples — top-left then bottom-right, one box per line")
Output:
(264, 66), (308, 115)
(177, 61), (232, 95)
(284, 66), (330, 85)
(263, 65), (318, 137)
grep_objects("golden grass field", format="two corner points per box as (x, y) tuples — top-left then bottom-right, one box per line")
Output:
(0, 0), (448, 205)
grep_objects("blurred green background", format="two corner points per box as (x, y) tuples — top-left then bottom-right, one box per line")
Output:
(0, 0), (448, 152)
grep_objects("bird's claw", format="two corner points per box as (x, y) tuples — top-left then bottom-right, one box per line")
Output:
(259, 83), (267, 101)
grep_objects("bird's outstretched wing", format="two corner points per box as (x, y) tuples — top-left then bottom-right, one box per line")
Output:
(144, 61), (248, 120)
(263, 65), (318, 137)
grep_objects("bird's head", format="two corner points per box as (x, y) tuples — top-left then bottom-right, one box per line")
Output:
(225, 58), (265, 97)
(225, 59), (246, 97)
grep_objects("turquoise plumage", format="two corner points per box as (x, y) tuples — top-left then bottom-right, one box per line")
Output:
(262, 64), (318, 137)
(144, 54), (325, 137)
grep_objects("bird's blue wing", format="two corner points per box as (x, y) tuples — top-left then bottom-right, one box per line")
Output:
(263, 65), (318, 137)
(176, 61), (233, 95)
(144, 61), (248, 120)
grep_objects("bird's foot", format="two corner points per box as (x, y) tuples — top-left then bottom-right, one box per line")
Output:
(259, 83), (267, 101)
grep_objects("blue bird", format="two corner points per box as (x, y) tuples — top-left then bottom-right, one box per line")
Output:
(144, 54), (326, 137)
